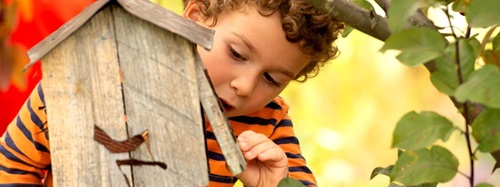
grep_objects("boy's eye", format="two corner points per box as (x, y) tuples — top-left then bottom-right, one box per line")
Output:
(229, 47), (247, 61)
(264, 73), (281, 87)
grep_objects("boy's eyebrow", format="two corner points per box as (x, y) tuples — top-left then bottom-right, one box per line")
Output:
(233, 32), (256, 52)
(277, 68), (295, 79)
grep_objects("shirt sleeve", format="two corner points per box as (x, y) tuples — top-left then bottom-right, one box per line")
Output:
(269, 97), (318, 187)
(0, 83), (51, 185)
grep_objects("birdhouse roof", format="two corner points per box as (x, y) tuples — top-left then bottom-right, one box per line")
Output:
(24, 0), (214, 70)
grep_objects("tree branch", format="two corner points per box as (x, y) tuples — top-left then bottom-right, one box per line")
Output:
(374, 0), (438, 30)
(305, 0), (489, 118)
(306, 0), (437, 72)
(307, 0), (391, 41)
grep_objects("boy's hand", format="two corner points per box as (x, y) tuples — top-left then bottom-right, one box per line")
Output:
(236, 130), (288, 187)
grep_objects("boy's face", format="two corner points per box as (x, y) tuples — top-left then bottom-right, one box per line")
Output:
(184, 2), (310, 117)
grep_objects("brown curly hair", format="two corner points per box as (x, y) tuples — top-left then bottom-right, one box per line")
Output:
(183, 0), (344, 82)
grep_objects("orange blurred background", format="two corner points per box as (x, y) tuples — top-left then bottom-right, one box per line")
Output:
(1, 0), (499, 186)
(0, 0), (95, 132)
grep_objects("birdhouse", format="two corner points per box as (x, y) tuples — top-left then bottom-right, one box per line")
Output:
(24, 0), (245, 186)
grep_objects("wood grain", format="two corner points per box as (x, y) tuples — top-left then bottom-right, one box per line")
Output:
(42, 6), (130, 186)
(26, 0), (110, 67)
(112, 5), (208, 186)
(195, 52), (247, 176)
(117, 0), (214, 50)
(26, 0), (214, 71)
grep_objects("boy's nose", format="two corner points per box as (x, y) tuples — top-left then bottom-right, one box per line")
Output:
(230, 74), (258, 97)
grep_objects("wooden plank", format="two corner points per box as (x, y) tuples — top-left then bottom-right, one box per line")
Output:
(26, 0), (110, 67)
(117, 0), (214, 50)
(25, 0), (215, 71)
(111, 5), (208, 186)
(41, 6), (130, 186)
(195, 53), (247, 175)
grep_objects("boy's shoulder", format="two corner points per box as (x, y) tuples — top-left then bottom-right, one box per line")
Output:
(269, 96), (289, 112)
(231, 97), (291, 128)
(246, 96), (290, 120)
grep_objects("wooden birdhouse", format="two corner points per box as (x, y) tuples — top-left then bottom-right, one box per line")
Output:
(24, 0), (245, 186)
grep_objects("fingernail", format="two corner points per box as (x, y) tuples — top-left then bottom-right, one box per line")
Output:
(239, 141), (247, 148)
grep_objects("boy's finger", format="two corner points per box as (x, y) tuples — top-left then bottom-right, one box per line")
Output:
(237, 130), (257, 140)
(257, 142), (287, 163)
(237, 130), (267, 151)
(241, 140), (275, 160)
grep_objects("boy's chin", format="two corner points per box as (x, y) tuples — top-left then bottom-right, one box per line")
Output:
(222, 105), (233, 113)
(225, 109), (247, 118)
(223, 110), (235, 117)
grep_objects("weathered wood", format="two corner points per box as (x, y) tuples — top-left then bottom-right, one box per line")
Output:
(195, 53), (247, 175)
(112, 5), (208, 186)
(25, 0), (214, 70)
(26, 0), (110, 66)
(32, 0), (237, 185)
(117, 0), (214, 50)
(42, 7), (130, 186)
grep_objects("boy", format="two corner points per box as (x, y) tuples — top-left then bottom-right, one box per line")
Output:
(0, 0), (343, 186)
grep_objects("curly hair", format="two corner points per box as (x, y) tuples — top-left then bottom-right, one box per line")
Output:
(183, 0), (344, 82)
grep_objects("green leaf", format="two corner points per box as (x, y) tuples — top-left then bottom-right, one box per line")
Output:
(468, 38), (482, 58)
(390, 183), (405, 187)
(277, 178), (305, 187)
(412, 183), (438, 187)
(422, 0), (450, 6)
(451, 0), (468, 13)
(342, 26), (354, 38)
(398, 149), (405, 157)
(475, 183), (495, 187)
(420, 0), (449, 14)
(391, 183), (438, 187)
(396, 50), (441, 67)
(459, 39), (479, 81)
(392, 111), (455, 150)
(466, 0), (500, 27)
(430, 39), (477, 95)
(392, 182), (438, 187)
(381, 27), (446, 66)
(493, 33), (500, 51)
(472, 108), (500, 152)
(387, 0), (421, 33)
(455, 65), (500, 108)
(390, 146), (459, 185)
(431, 71), (458, 96)
(419, 0), (437, 14)
(352, 0), (374, 10)
(483, 50), (500, 68)
(370, 165), (393, 179)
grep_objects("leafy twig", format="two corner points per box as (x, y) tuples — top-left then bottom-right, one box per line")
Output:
(444, 6), (474, 187)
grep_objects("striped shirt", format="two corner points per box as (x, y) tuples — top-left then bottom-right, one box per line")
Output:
(0, 83), (317, 186)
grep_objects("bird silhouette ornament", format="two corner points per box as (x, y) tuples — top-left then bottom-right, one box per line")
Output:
(93, 124), (167, 186)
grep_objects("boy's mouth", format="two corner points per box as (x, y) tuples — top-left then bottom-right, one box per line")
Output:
(219, 98), (234, 112)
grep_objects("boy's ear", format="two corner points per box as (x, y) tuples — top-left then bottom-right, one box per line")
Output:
(183, 0), (202, 22)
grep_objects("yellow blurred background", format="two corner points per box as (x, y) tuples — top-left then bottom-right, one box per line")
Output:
(158, 1), (500, 186)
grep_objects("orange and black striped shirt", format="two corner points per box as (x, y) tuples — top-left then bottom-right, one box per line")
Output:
(0, 83), (317, 186)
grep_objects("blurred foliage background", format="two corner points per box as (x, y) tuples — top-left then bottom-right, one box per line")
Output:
(281, 30), (499, 187)
(160, 1), (500, 186)
(1, 0), (498, 186)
